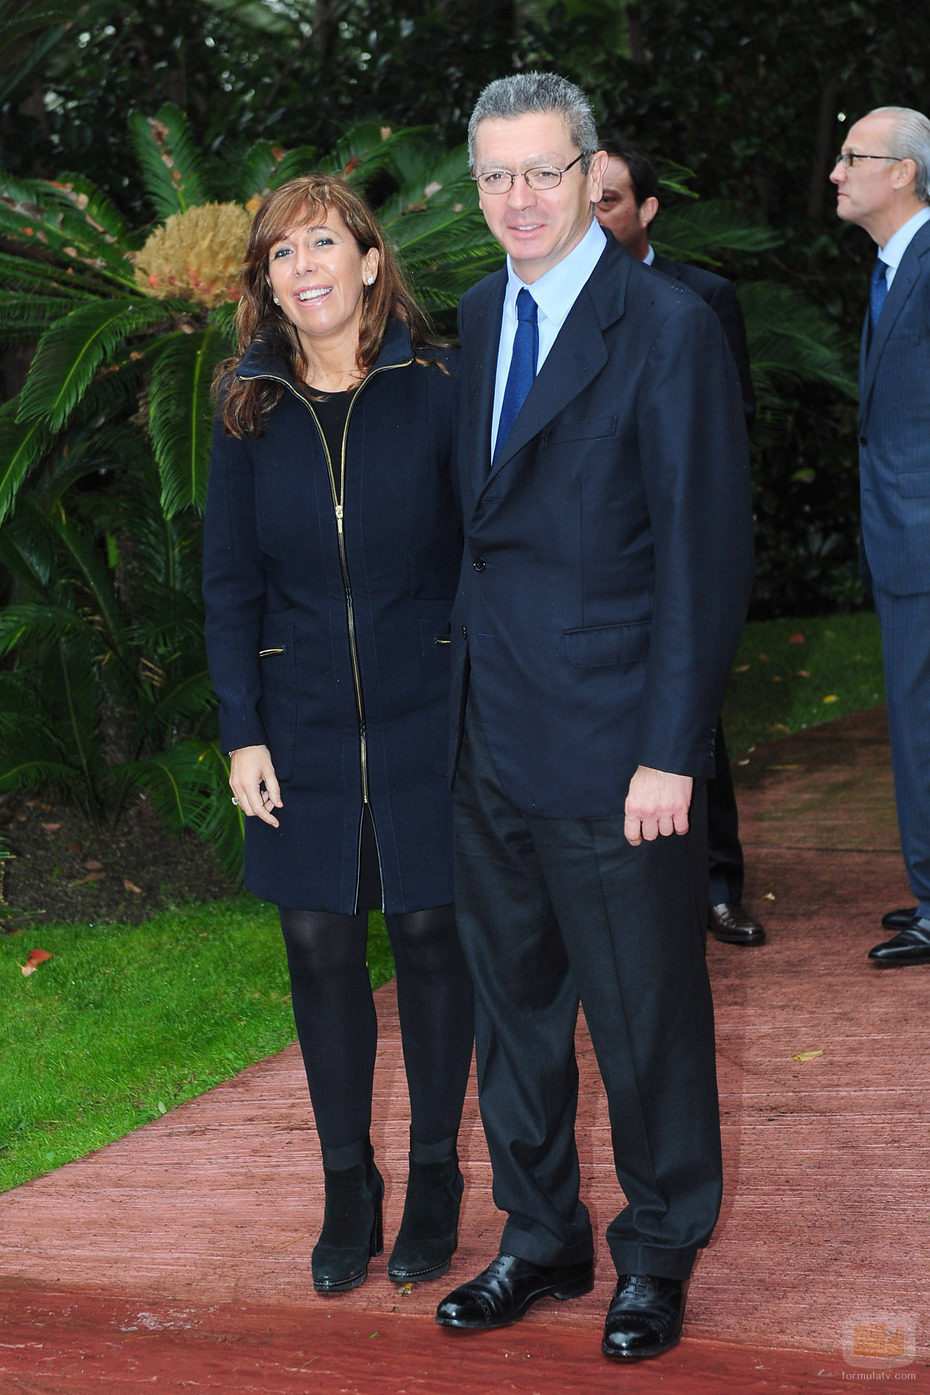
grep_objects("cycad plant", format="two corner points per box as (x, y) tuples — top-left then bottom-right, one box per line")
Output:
(0, 105), (499, 873)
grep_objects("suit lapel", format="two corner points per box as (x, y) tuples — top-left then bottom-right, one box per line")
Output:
(861, 221), (930, 411)
(487, 240), (627, 479)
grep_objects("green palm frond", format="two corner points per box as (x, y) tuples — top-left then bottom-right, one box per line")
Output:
(129, 104), (210, 220)
(0, 245), (120, 300)
(16, 298), (171, 432)
(0, 173), (136, 285)
(48, 510), (134, 668)
(0, 290), (80, 341)
(323, 122), (430, 188)
(225, 140), (320, 205)
(655, 199), (782, 264)
(47, 173), (132, 246)
(149, 324), (231, 517)
(120, 738), (243, 878)
(0, 601), (89, 657)
(0, 402), (52, 525)
(741, 280), (857, 407)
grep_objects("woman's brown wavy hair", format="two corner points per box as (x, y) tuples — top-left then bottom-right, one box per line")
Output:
(216, 173), (435, 437)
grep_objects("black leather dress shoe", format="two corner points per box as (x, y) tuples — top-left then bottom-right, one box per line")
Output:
(868, 916), (930, 966)
(435, 1253), (594, 1330)
(882, 905), (920, 931)
(602, 1273), (687, 1360)
(709, 902), (766, 946)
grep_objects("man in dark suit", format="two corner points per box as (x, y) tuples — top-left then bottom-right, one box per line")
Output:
(830, 106), (930, 966)
(595, 140), (764, 948)
(434, 73), (754, 1361)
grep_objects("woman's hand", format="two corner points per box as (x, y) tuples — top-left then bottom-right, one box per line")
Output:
(229, 745), (283, 827)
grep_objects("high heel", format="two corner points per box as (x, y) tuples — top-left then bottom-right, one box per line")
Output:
(387, 1137), (463, 1284)
(312, 1153), (384, 1293)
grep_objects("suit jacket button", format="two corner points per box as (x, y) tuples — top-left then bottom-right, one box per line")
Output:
(462, 625), (468, 639)
(473, 557), (486, 571)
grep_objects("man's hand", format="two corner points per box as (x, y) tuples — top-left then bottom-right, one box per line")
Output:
(623, 765), (693, 846)
(229, 744), (283, 827)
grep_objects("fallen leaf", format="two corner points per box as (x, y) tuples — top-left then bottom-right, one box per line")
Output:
(83, 859), (103, 871)
(796, 669), (809, 677)
(823, 695), (839, 704)
(123, 880), (143, 894)
(22, 948), (52, 977)
(793, 1048), (826, 1062)
(788, 632), (806, 644)
(734, 663), (751, 672)
(40, 822), (61, 832)
(762, 891), (776, 901)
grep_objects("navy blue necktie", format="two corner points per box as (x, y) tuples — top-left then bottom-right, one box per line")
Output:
(494, 287), (538, 461)
(869, 256), (888, 337)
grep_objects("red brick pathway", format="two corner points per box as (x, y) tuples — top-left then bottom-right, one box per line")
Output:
(1, 708), (928, 1392)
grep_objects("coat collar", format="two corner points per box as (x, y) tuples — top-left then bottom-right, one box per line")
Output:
(237, 315), (415, 383)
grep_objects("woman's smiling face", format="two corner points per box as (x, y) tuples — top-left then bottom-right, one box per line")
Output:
(266, 205), (379, 356)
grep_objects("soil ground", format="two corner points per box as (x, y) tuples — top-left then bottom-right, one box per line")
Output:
(0, 789), (238, 930)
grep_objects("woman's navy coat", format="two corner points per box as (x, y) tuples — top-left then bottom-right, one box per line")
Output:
(202, 319), (460, 913)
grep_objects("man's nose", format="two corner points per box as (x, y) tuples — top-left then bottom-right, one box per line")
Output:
(507, 174), (535, 207)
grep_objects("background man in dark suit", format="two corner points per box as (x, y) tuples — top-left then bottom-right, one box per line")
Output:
(830, 106), (930, 966)
(434, 73), (754, 1361)
(595, 140), (764, 949)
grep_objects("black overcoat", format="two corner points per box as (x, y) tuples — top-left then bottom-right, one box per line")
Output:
(203, 319), (460, 913)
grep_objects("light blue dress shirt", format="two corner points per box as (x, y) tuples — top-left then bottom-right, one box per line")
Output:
(491, 219), (608, 454)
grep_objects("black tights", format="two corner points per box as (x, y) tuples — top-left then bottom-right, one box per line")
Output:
(279, 903), (473, 1162)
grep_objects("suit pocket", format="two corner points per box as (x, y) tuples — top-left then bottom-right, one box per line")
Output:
(896, 470), (930, 498)
(543, 415), (618, 446)
(561, 620), (650, 667)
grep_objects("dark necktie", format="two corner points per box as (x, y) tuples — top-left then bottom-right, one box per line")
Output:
(494, 287), (538, 461)
(869, 255), (888, 338)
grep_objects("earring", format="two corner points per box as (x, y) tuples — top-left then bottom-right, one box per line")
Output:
(366, 276), (374, 286)
(273, 295), (280, 304)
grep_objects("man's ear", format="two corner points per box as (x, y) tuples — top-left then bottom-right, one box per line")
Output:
(587, 149), (609, 203)
(639, 196), (659, 231)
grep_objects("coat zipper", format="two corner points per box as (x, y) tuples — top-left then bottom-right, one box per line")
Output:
(242, 359), (410, 903)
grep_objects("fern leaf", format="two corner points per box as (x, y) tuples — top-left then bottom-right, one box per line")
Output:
(149, 325), (228, 517)
(129, 103), (209, 219)
(0, 400), (51, 525)
(16, 298), (169, 432)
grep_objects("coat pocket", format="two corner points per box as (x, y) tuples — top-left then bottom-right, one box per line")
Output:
(256, 618), (297, 782)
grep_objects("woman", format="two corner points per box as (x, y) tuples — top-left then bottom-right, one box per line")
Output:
(202, 174), (473, 1294)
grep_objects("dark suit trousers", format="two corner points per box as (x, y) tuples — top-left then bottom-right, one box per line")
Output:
(872, 584), (930, 918)
(453, 701), (723, 1282)
(707, 720), (745, 905)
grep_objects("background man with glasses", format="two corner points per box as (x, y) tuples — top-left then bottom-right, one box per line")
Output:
(830, 106), (930, 967)
(435, 72), (753, 1361)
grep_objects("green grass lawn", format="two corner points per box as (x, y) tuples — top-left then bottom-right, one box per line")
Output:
(0, 611), (885, 1193)
(0, 897), (396, 1191)
(722, 610), (884, 756)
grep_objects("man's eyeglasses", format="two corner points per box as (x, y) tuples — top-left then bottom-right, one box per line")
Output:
(472, 152), (592, 195)
(835, 152), (903, 169)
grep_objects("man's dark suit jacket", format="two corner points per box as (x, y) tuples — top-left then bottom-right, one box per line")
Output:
(450, 235), (754, 819)
(857, 218), (930, 596)
(652, 252), (755, 422)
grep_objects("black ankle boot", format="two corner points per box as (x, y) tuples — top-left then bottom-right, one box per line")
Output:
(387, 1138), (463, 1284)
(312, 1149), (384, 1294)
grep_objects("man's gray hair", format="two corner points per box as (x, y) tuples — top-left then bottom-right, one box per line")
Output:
(467, 72), (599, 171)
(869, 105), (930, 203)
